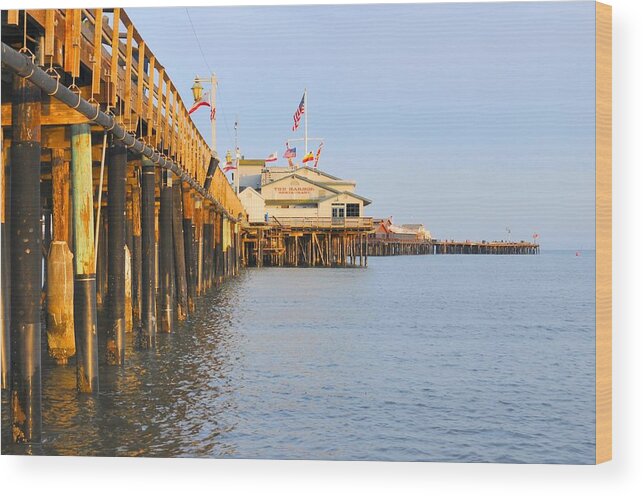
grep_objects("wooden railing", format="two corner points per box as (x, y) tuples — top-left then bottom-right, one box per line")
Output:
(269, 217), (374, 230)
(2, 8), (244, 219)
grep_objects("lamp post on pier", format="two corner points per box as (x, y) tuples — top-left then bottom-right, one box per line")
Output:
(191, 74), (218, 157)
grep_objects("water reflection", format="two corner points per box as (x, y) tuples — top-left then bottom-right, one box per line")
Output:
(2, 275), (242, 457)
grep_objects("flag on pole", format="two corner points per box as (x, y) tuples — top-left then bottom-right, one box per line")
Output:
(292, 92), (305, 131)
(302, 151), (315, 163)
(188, 91), (210, 115)
(265, 152), (278, 162)
(313, 142), (324, 168)
(284, 146), (296, 159)
(223, 149), (236, 172)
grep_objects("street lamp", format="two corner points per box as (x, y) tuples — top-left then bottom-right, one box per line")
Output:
(191, 74), (217, 157)
(191, 78), (204, 102)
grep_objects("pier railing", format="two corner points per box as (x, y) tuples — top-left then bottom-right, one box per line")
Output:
(269, 216), (374, 230)
(1, 8), (244, 218)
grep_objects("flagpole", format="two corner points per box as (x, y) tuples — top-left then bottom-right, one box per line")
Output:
(304, 88), (308, 157)
(234, 117), (239, 195)
(210, 73), (217, 156)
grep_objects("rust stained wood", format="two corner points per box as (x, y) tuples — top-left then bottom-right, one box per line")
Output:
(124, 23), (134, 128)
(110, 8), (121, 108)
(2, 97), (89, 127)
(146, 55), (156, 138)
(595, 1), (612, 465)
(156, 68), (165, 147)
(7, 10), (19, 26)
(165, 86), (172, 154)
(44, 10), (55, 57)
(91, 8), (103, 97)
(136, 40), (146, 121)
(172, 89), (178, 158)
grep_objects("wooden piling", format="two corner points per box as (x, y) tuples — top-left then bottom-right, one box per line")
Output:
(106, 139), (127, 364)
(1, 131), (10, 390)
(131, 179), (142, 326)
(124, 244), (133, 333)
(172, 185), (188, 320)
(159, 170), (174, 333)
(71, 123), (99, 393)
(46, 242), (75, 364)
(182, 189), (196, 312)
(9, 74), (43, 442)
(140, 157), (157, 347)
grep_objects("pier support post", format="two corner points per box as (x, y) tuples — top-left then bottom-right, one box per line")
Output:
(9, 75), (42, 442)
(125, 245), (133, 333)
(106, 139), (127, 364)
(182, 189), (196, 312)
(172, 185), (188, 320)
(1, 135), (10, 390)
(140, 157), (157, 347)
(131, 178), (142, 326)
(159, 170), (174, 333)
(71, 123), (99, 393)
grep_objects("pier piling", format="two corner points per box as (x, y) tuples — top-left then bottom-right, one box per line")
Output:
(106, 139), (127, 364)
(140, 157), (157, 347)
(71, 123), (99, 393)
(159, 170), (174, 333)
(9, 74), (43, 442)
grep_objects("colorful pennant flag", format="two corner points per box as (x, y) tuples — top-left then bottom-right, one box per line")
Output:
(302, 151), (315, 163)
(284, 146), (296, 159)
(265, 152), (278, 162)
(292, 92), (305, 131)
(313, 142), (324, 168)
(188, 91), (210, 115)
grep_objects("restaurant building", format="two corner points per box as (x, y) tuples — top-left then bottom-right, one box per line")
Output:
(237, 160), (372, 226)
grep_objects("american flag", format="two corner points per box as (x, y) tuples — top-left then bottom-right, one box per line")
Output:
(283, 145), (296, 159)
(292, 92), (305, 132)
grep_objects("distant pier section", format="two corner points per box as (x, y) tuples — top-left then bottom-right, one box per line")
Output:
(367, 218), (539, 256)
(368, 239), (540, 256)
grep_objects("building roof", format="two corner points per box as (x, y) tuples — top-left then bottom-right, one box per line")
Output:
(401, 224), (425, 231)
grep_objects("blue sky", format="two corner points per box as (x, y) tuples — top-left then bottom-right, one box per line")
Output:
(129, 1), (596, 249)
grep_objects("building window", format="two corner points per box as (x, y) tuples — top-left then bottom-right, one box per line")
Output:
(346, 203), (360, 217)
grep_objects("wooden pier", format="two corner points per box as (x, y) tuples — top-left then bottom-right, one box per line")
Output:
(242, 217), (372, 267)
(1, 8), (244, 443)
(368, 239), (540, 256)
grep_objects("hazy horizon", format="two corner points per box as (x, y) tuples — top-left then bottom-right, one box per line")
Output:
(129, 1), (596, 250)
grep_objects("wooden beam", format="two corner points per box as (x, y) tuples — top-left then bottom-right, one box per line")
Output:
(595, 1), (612, 465)
(124, 23), (134, 129)
(92, 8), (103, 97)
(7, 10), (19, 26)
(110, 8), (121, 108)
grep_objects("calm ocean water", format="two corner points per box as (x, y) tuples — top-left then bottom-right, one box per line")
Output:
(2, 251), (596, 463)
